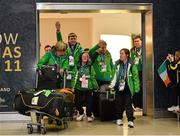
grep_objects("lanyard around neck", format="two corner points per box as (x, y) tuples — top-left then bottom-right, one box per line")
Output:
(100, 54), (106, 62)
(119, 63), (128, 80)
(134, 48), (142, 57)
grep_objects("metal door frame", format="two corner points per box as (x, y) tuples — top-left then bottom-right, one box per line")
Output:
(36, 2), (153, 116)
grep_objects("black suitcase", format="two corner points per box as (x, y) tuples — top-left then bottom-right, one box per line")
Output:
(37, 65), (62, 89)
(92, 91), (100, 117)
(14, 89), (66, 118)
(99, 85), (116, 121)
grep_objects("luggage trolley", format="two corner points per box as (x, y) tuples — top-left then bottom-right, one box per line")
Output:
(26, 110), (68, 134)
(26, 70), (73, 134)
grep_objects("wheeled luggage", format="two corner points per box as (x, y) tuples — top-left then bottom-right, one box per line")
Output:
(92, 91), (100, 117)
(99, 90), (116, 121)
(93, 84), (116, 121)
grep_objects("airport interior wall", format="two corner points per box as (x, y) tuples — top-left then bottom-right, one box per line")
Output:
(0, 0), (179, 118)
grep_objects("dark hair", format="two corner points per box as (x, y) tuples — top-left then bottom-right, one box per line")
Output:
(134, 35), (142, 41)
(44, 45), (51, 49)
(51, 45), (55, 49)
(84, 48), (89, 52)
(78, 52), (91, 66)
(120, 48), (130, 59)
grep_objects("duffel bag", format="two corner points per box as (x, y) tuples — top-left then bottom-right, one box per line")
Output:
(14, 89), (66, 118)
(55, 88), (74, 103)
(55, 88), (75, 117)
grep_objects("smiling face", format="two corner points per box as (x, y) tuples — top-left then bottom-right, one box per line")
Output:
(120, 49), (130, 63)
(134, 37), (142, 48)
(100, 44), (107, 54)
(81, 52), (89, 63)
(68, 33), (77, 46)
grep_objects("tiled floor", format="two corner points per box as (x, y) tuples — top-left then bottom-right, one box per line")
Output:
(0, 114), (180, 135)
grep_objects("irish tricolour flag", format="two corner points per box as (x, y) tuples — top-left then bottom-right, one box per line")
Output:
(157, 60), (171, 87)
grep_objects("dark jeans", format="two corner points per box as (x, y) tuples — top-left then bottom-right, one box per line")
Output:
(133, 71), (143, 108)
(115, 84), (134, 122)
(75, 90), (93, 117)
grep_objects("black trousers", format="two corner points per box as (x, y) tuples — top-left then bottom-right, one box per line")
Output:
(133, 71), (143, 108)
(168, 83), (180, 107)
(115, 84), (134, 121)
(75, 90), (93, 117)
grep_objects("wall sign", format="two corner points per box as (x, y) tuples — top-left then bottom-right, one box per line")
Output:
(0, 0), (37, 112)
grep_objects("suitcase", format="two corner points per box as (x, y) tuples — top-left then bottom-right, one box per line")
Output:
(37, 65), (62, 89)
(14, 89), (66, 118)
(99, 84), (116, 121)
(92, 91), (100, 117)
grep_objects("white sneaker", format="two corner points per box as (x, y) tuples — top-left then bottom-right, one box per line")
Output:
(116, 119), (123, 126)
(175, 106), (179, 111)
(128, 121), (134, 128)
(134, 107), (143, 112)
(167, 105), (179, 111)
(87, 117), (93, 122)
(76, 114), (85, 121)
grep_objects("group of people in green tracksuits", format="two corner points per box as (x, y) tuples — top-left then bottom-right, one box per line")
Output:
(37, 21), (142, 128)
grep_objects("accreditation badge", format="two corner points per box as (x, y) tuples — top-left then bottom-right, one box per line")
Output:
(134, 57), (139, 65)
(81, 75), (88, 88)
(101, 64), (107, 72)
(66, 74), (72, 80)
(69, 56), (74, 66)
(119, 80), (125, 91)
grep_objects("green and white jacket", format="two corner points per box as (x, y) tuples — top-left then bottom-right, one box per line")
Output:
(57, 31), (83, 68)
(110, 59), (140, 96)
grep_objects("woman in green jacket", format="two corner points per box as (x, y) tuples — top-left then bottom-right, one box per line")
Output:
(72, 52), (98, 122)
(37, 42), (69, 88)
(37, 42), (68, 70)
(109, 48), (140, 128)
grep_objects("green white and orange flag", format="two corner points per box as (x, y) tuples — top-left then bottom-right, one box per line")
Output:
(157, 60), (171, 87)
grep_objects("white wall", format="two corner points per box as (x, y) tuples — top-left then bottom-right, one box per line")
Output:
(91, 13), (141, 45)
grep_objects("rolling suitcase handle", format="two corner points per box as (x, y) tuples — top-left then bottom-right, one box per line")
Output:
(63, 69), (66, 89)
